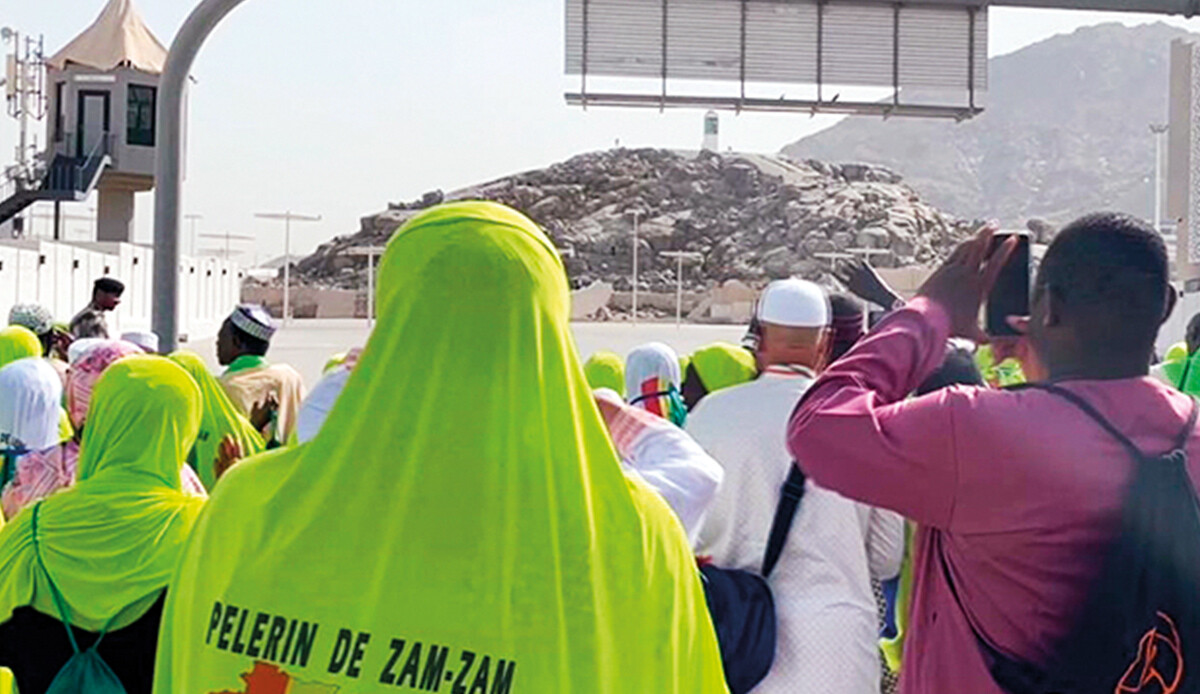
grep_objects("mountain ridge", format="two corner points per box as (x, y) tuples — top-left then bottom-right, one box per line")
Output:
(782, 22), (1193, 226)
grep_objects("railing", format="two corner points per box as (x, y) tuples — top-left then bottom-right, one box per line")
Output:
(76, 133), (112, 192)
(46, 132), (111, 194)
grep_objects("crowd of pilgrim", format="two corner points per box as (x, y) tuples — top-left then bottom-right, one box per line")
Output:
(0, 200), (1196, 694)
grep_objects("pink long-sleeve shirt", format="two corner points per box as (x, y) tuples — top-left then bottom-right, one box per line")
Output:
(788, 297), (1200, 694)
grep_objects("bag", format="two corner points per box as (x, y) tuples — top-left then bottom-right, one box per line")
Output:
(957, 383), (1200, 694)
(701, 465), (807, 694)
(31, 502), (127, 694)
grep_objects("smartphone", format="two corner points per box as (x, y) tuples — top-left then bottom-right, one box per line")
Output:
(985, 233), (1031, 336)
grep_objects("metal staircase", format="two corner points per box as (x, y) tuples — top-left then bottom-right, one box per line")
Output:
(0, 135), (112, 228)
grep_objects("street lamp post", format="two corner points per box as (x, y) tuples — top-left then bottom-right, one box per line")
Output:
(153, 0), (252, 352)
(184, 213), (203, 256)
(1151, 124), (1170, 233)
(255, 212), (321, 325)
(345, 247), (385, 327)
(627, 210), (641, 325)
(659, 251), (704, 327)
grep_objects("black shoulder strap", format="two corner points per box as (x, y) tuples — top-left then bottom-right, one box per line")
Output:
(1012, 383), (1198, 462)
(761, 465), (807, 579)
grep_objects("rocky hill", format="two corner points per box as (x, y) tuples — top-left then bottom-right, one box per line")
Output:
(783, 22), (1189, 226)
(295, 148), (971, 293)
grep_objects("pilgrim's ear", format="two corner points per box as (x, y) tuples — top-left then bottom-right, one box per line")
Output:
(1040, 287), (1062, 329)
(1161, 285), (1178, 326)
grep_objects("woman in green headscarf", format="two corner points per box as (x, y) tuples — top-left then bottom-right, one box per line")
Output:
(169, 351), (266, 489)
(1157, 315), (1200, 394)
(0, 355), (205, 693)
(0, 326), (42, 370)
(155, 201), (726, 693)
(583, 350), (625, 393)
(681, 341), (758, 410)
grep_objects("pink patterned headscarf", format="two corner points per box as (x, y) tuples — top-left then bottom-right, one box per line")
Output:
(67, 340), (143, 430)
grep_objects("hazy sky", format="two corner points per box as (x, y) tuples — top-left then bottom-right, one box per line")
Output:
(1, 1), (1196, 261)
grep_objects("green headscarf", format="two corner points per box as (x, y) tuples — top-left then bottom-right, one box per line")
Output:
(976, 344), (1026, 388)
(583, 350), (625, 393)
(0, 326), (41, 370)
(1161, 347), (1200, 395)
(154, 201), (726, 692)
(691, 342), (757, 393)
(169, 351), (266, 490)
(0, 355), (204, 631)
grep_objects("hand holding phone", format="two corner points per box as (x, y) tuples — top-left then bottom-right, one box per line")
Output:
(916, 225), (1016, 342)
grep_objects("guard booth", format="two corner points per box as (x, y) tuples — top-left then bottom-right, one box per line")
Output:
(43, 0), (168, 243)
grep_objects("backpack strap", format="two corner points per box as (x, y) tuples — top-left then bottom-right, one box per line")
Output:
(30, 502), (118, 654)
(761, 465), (807, 579)
(1013, 383), (1198, 463)
(952, 383), (1200, 693)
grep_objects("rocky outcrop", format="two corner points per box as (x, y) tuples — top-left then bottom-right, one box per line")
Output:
(294, 148), (971, 293)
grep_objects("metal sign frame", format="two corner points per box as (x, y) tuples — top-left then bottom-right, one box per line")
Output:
(566, 0), (987, 120)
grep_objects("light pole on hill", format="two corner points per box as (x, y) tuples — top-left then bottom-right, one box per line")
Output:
(627, 210), (641, 325)
(184, 213), (203, 256)
(1151, 123), (1169, 234)
(255, 212), (322, 325)
(659, 251), (703, 327)
(346, 247), (385, 328)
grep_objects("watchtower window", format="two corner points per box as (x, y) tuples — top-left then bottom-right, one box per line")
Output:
(127, 84), (156, 147)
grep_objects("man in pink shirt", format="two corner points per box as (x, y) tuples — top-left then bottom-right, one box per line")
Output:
(788, 213), (1198, 693)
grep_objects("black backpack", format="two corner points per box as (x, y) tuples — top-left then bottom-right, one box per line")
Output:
(950, 383), (1200, 694)
(700, 465), (806, 694)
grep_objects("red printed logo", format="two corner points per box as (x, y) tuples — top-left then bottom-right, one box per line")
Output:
(1115, 612), (1184, 694)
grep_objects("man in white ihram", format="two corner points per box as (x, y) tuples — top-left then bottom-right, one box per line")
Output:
(689, 278), (904, 694)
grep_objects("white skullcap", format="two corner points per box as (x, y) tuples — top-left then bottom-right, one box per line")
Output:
(121, 331), (160, 354)
(757, 278), (830, 328)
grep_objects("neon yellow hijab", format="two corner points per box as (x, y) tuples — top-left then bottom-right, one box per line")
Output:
(0, 356), (204, 631)
(154, 201), (726, 693)
(690, 342), (758, 392)
(1162, 349), (1200, 395)
(583, 350), (625, 392)
(169, 351), (266, 490)
(976, 343), (1026, 387)
(0, 326), (41, 369)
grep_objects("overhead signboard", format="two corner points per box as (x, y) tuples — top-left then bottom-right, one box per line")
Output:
(565, 0), (988, 119)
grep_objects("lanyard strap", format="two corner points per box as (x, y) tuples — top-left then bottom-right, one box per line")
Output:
(30, 501), (117, 653)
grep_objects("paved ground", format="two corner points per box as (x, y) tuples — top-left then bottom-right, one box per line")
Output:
(188, 319), (747, 387)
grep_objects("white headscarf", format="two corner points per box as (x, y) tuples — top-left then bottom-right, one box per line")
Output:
(625, 342), (682, 400)
(0, 357), (63, 452)
(296, 366), (352, 444)
(67, 337), (106, 365)
(625, 342), (687, 426)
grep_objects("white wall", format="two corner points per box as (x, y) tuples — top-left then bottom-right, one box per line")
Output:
(0, 238), (239, 343)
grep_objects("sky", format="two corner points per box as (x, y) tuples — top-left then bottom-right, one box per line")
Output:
(1, 1), (1197, 263)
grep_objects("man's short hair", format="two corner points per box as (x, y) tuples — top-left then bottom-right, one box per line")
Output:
(1036, 212), (1169, 354)
(94, 277), (125, 295)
